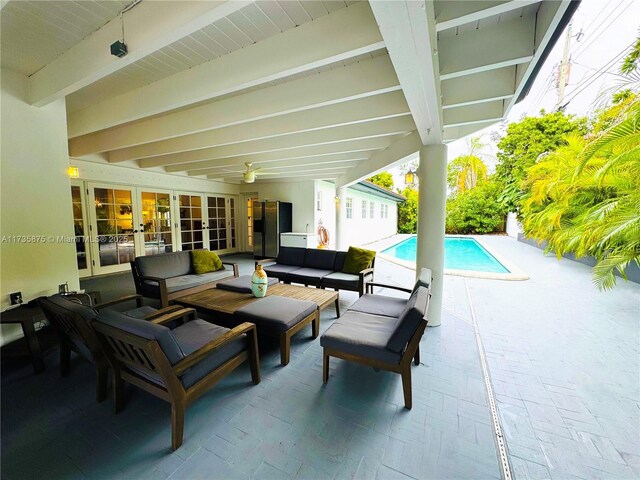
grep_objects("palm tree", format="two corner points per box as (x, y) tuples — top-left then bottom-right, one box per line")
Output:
(447, 154), (488, 193)
(523, 98), (640, 290)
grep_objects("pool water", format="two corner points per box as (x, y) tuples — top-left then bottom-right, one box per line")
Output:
(382, 236), (510, 273)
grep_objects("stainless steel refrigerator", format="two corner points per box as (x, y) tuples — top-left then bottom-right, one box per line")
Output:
(253, 201), (293, 258)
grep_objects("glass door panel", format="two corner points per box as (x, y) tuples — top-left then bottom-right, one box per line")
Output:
(140, 190), (174, 255)
(178, 194), (205, 251)
(207, 196), (227, 251)
(247, 198), (254, 251)
(229, 198), (236, 249)
(88, 184), (137, 274)
(70, 181), (91, 277)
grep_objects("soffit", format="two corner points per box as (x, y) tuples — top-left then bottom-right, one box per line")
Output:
(65, 0), (359, 112)
(0, 0), (130, 75)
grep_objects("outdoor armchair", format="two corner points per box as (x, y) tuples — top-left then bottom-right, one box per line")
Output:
(92, 308), (260, 451)
(38, 294), (179, 402)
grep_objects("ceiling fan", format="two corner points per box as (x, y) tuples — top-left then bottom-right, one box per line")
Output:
(242, 162), (280, 183)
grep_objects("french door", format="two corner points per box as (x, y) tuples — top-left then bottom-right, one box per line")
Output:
(79, 184), (237, 276)
(70, 181), (91, 278)
(177, 192), (237, 253)
(87, 184), (139, 275)
(139, 189), (175, 255)
(178, 193), (205, 251)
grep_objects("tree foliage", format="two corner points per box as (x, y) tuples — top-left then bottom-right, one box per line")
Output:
(494, 111), (587, 213)
(447, 155), (488, 194)
(446, 180), (508, 234)
(368, 172), (394, 190)
(522, 97), (640, 290)
(397, 187), (418, 233)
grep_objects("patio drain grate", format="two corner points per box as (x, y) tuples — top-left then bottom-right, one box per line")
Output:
(465, 279), (513, 480)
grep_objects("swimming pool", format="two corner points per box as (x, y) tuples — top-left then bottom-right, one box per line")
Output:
(382, 236), (510, 273)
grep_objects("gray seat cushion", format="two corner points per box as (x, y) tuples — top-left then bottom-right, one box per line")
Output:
(320, 311), (402, 364)
(276, 247), (306, 266)
(263, 263), (300, 280)
(303, 249), (336, 270)
(216, 275), (278, 293)
(333, 251), (348, 271)
(96, 310), (185, 364)
(136, 251), (191, 279)
(348, 294), (407, 318)
(412, 268), (433, 294)
(287, 268), (335, 286)
(142, 269), (232, 294)
(172, 319), (248, 389)
(321, 271), (359, 290)
(123, 306), (158, 318)
(235, 296), (316, 332)
(387, 287), (430, 353)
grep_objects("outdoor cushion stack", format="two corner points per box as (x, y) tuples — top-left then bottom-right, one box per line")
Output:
(262, 246), (375, 294)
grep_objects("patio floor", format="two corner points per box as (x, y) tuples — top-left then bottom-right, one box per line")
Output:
(1, 236), (638, 479)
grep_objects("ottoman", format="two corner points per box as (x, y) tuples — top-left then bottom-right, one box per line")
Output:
(234, 296), (318, 365)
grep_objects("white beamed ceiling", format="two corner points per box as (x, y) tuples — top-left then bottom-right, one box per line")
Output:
(0, 0), (574, 184)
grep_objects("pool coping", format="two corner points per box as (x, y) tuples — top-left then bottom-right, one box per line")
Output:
(376, 235), (530, 281)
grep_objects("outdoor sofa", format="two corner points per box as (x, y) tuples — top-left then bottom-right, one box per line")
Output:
(131, 250), (239, 307)
(255, 247), (375, 296)
(321, 268), (432, 409)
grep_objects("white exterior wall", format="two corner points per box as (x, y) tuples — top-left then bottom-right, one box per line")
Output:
(316, 180), (399, 249)
(240, 181), (315, 234)
(1, 69), (80, 344)
(71, 159), (239, 196)
(505, 212), (523, 238)
(315, 181), (337, 249)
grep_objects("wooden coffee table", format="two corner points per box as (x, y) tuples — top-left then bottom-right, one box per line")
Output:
(175, 283), (340, 317)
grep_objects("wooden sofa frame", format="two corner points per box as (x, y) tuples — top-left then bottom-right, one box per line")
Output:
(322, 281), (430, 409)
(131, 260), (239, 308)
(92, 308), (260, 451)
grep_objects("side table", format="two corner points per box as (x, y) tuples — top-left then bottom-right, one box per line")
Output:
(1, 304), (47, 374)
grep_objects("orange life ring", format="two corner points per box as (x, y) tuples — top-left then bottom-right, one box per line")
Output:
(317, 224), (330, 247)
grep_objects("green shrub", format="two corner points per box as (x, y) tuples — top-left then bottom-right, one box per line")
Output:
(446, 181), (508, 234)
(397, 187), (418, 233)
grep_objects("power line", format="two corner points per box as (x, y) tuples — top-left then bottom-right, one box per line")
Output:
(574, 0), (633, 60)
(560, 41), (634, 108)
(572, 0), (625, 58)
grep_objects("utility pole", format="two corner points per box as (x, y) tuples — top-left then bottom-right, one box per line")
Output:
(556, 23), (572, 110)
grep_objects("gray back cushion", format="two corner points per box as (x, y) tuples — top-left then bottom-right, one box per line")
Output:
(136, 251), (191, 279)
(96, 310), (185, 365)
(304, 249), (337, 270)
(276, 247), (306, 266)
(333, 251), (348, 271)
(386, 287), (430, 352)
(412, 268), (432, 294)
(44, 294), (98, 322)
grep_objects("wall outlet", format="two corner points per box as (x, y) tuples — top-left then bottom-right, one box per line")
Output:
(10, 292), (23, 305)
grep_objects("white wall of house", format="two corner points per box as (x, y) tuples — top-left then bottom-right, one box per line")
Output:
(240, 180), (315, 234)
(314, 181), (337, 249)
(71, 159), (240, 196)
(1, 69), (80, 344)
(315, 180), (399, 249)
(505, 212), (523, 238)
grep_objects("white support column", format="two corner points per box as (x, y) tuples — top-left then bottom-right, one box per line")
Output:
(417, 144), (447, 327)
(335, 186), (347, 251)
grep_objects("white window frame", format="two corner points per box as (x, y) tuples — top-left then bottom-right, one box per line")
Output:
(346, 197), (353, 219)
(370, 201), (375, 219)
(361, 200), (367, 219)
(316, 190), (322, 211)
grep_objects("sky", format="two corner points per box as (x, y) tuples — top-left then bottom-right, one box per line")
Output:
(392, 0), (640, 188)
